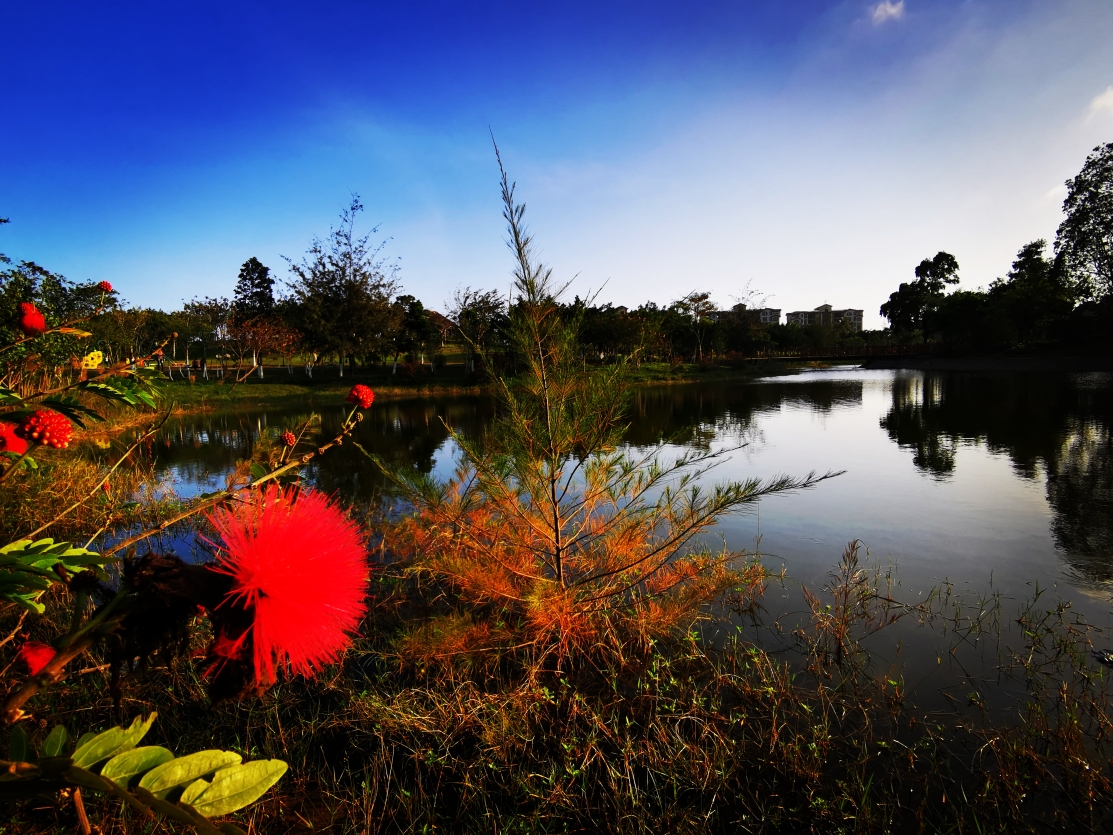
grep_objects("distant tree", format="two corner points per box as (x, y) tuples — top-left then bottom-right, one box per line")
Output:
(233, 257), (275, 321)
(392, 294), (438, 371)
(449, 286), (506, 375)
(880, 251), (960, 341)
(987, 240), (1075, 345)
(718, 303), (770, 356)
(1055, 142), (1113, 300)
(285, 197), (400, 376)
(673, 291), (718, 361)
(931, 290), (989, 350)
(182, 296), (233, 370)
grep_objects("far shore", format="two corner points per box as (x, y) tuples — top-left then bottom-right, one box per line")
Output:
(861, 353), (1113, 373)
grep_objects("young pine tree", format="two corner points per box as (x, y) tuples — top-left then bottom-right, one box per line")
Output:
(376, 150), (834, 660)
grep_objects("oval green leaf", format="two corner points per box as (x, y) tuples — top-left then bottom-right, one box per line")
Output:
(41, 725), (69, 758)
(72, 713), (157, 769)
(179, 777), (211, 806)
(186, 759), (288, 818)
(138, 750), (242, 797)
(8, 725), (29, 762)
(74, 732), (97, 751)
(101, 745), (174, 787)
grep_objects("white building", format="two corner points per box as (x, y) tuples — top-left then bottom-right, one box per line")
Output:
(785, 304), (864, 331)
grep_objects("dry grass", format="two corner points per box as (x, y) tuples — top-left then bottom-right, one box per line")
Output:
(4, 541), (1111, 834)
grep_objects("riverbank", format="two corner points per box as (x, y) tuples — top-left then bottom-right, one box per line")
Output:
(149, 359), (800, 411)
(862, 351), (1113, 372)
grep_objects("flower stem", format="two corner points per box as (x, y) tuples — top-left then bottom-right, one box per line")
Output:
(0, 444), (37, 484)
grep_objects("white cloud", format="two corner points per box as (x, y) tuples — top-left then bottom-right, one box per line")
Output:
(1087, 85), (1113, 118)
(871, 1), (905, 25)
(1044, 183), (1067, 202)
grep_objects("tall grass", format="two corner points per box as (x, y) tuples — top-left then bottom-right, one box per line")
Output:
(5, 540), (1111, 833)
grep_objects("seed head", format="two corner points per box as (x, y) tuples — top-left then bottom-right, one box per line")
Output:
(19, 410), (73, 449)
(345, 384), (375, 410)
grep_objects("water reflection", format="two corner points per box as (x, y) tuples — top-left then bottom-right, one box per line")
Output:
(144, 371), (1113, 591)
(625, 379), (864, 449)
(151, 397), (496, 501)
(881, 372), (1113, 584)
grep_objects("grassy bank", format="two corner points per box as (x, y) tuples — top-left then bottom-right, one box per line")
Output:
(4, 545), (1111, 834)
(141, 358), (809, 412)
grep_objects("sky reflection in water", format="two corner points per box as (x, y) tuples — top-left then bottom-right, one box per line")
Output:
(147, 369), (1113, 632)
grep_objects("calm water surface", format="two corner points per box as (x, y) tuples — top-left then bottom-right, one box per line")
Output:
(148, 368), (1113, 633)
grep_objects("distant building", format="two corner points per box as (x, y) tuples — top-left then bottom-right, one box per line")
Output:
(757, 308), (781, 325)
(785, 304), (864, 331)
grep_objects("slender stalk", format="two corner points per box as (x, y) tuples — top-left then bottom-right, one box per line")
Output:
(104, 410), (362, 556)
(22, 408), (173, 540)
(0, 444), (36, 484)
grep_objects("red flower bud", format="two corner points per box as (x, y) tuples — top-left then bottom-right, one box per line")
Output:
(346, 384), (375, 410)
(97, 280), (113, 292)
(17, 641), (56, 676)
(18, 302), (47, 337)
(18, 410), (73, 449)
(0, 422), (29, 455)
(281, 430), (297, 447)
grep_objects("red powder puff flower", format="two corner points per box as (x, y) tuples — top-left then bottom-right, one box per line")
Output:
(18, 302), (47, 337)
(206, 485), (369, 686)
(280, 430), (297, 447)
(97, 280), (113, 292)
(0, 422), (29, 455)
(18, 410), (73, 449)
(346, 384), (375, 409)
(17, 641), (56, 676)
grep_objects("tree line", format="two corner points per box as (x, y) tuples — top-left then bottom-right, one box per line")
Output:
(880, 142), (1113, 350)
(4, 142), (1111, 383)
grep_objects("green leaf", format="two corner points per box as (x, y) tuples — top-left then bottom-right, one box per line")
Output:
(8, 725), (29, 762)
(249, 462), (268, 481)
(0, 451), (36, 470)
(138, 750), (242, 798)
(179, 777), (210, 806)
(40, 396), (104, 428)
(185, 760), (288, 818)
(74, 732), (97, 751)
(0, 538), (113, 609)
(72, 713), (157, 769)
(100, 745), (175, 787)
(41, 725), (69, 758)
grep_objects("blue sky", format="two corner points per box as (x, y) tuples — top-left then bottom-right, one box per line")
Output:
(3, 1), (1112, 327)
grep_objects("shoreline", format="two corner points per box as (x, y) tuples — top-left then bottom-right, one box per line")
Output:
(149, 361), (799, 412)
(861, 353), (1113, 372)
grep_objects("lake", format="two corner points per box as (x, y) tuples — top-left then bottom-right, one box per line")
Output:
(146, 367), (1113, 655)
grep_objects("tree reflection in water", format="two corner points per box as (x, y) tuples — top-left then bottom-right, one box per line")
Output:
(137, 372), (1111, 586)
(881, 371), (1113, 584)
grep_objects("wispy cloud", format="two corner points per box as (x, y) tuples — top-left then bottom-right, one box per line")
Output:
(1044, 183), (1067, 202)
(871, 1), (905, 25)
(1087, 85), (1113, 119)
